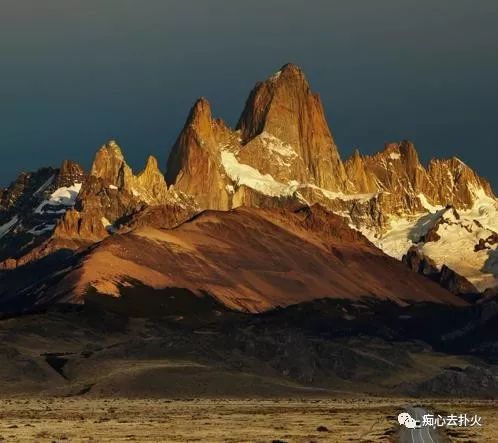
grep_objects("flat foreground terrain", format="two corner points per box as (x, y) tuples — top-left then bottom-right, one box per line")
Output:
(0, 398), (399, 442)
(0, 398), (496, 442)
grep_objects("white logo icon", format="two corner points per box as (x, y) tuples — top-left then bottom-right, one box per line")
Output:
(398, 412), (418, 429)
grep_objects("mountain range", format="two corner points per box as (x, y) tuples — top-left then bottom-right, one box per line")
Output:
(0, 63), (497, 315)
(2, 64), (498, 401)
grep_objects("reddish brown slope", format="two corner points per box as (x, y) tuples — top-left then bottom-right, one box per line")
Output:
(54, 205), (464, 312)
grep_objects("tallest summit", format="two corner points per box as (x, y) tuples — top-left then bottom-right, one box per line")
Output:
(236, 63), (349, 192)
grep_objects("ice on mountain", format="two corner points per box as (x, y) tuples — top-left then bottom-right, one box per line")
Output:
(270, 70), (281, 81)
(101, 217), (117, 234)
(418, 193), (443, 213)
(34, 183), (82, 214)
(365, 188), (498, 291)
(0, 216), (19, 240)
(221, 150), (294, 197)
(27, 224), (56, 236)
(260, 132), (298, 158)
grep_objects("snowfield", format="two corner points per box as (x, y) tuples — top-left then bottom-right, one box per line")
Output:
(34, 183), (82, 214)
(27, 224), (56, 236)
(221, 150), (298, 197)
(363, 189), (498, 291)
(221, 150), (378, 205)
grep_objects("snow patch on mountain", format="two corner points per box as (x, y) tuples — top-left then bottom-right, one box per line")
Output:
(101, 217), (117, 234)
(468, 186), (498, 232)
(34, 183), (82, 214)
(270, 70), (282, 81)
(0, 216), (19, 240)
(361, 215), (434, 260)
(313, 186), (377, 203)
(221, 150), (297, 197)
(28, 224), (56, 236)
(221, 149), (380, 204)
(420, 218), (497, 291)
(363, 188), (498, 291)
(260, 132), (298, 159)
(418, 193), (443, 212)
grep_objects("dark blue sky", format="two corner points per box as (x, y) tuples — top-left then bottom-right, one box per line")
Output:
(1, 0), (497, 189)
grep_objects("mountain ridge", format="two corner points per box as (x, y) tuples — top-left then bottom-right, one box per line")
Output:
(1, 63), (496, 310)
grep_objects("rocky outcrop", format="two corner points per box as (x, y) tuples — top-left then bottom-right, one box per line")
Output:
(166, 65), (495, 238)
(403, 246), (440, 279)
(439, 265), (480, 298)
(56, 160), (85, 188)
(427, 157), (494, 209)
(0, 167), (56, 219)
(345, 141), (495, 215)
(166, 99), (233, 210)
(0, 160), (85, 264)
(54, 208), (109, 241)
(343, 149), (378, 194)
(58, 140), (190, 242)
(402, 246), (479, 297)
(166, 64), (356, 211)
(236, 63), (349, 191)
(405, 365), (498, 398)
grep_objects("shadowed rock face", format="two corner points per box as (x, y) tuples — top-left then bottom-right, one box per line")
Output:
(0, 168), (57, 217)
(0, 161), (85, 266)
(403, 246), (479, 299)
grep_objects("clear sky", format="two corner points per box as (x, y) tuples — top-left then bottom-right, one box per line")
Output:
(1, 0), (497, 189)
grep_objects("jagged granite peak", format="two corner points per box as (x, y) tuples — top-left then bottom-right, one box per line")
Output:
(166, 98), (233, 210)
(344, 149), (378, 194)
(236, 63), (349, 191)
(402, 246), (480, 298)
(186, 97), (215, 137)
(135, 155), (170, 203)
(426, 156), (495, 208)
(166, 64), (357, 213)
(90, 140), (134, 190)
(344, 140), (495, 216)
(53, 140), (192, 245)
(236, 64), (309, 142)
(56, 160), (85, 188)
(363, 140), (430, 194)
(0, 167), (56, 216)
(0, 139), (198, 269)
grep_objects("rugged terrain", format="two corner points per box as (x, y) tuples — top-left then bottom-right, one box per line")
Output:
(1, 63), (496, 306)
(0, 204), (464, 314)
(1, 293), (498, 399)
(0, 63), (497, 410)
